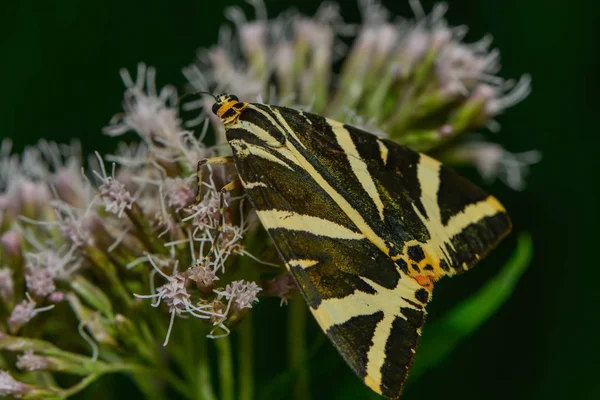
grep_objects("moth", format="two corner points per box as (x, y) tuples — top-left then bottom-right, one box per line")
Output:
(201, 93), (511, 398)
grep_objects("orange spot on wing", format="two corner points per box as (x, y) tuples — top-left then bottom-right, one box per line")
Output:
(415, 275), (433, 289)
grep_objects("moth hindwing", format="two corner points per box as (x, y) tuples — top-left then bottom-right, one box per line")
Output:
(209, 93), (511, 399)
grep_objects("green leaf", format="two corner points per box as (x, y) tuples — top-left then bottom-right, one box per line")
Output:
(408, 232), (533, 381)
(71, 276), (115, 320)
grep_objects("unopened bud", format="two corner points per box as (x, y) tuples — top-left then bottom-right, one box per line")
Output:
(1, 231), (21, 258)
(0, 370), (31, 398)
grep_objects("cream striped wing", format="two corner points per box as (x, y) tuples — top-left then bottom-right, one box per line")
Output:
(223, 102), (510, 398)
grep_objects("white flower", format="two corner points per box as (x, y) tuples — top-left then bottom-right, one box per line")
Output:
(25, 265), (56, 298)
(23, 246), (81, 298)
(0, 370), (30, 398)
(183, 184), (223, 233)
(8, 293), (55, 333)
(215, 280), (262, 311)
(217, 223), (245, 255)
(448, 141), (542, 191)
(188, 260), (219, 288)
(104, 63), (181, 140)
(134, 255), (222, 345)
(184, 0), (537, 189)
(163, 177), (196, 212)
(24, 247), (81, 297)
(104, 64), (208, 167)
(57, 213), (90, 249)
(16, 351), (50, 372)
(92, 153), (134, 218)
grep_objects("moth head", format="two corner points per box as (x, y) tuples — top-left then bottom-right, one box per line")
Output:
(212, 93), (246, 126)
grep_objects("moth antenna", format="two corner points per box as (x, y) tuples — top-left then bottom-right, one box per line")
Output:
(177, 91), (217, 106)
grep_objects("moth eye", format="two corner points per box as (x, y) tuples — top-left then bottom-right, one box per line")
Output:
(211, 103), (220, 115)
(229, 95), (239, 102)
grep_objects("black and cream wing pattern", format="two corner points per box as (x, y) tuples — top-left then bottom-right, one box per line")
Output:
(217, 96), (511, 399)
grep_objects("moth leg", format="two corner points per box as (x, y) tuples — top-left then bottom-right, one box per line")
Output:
(207, 177), (243, 261)
(195, 156), (235, 203)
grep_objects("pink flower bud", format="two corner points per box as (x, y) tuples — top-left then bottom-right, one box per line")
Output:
(0, 268), (14, 302)
(48, 291), (65, 303)
(16, 351), (51, 372)
(18, 180), (50, 208)
(8, 299), (36, 333)
(0, 193), (22, 217)
(263, 274), (296, 306)
(1, 231), (21, 257)
(0, 370), (31, 398)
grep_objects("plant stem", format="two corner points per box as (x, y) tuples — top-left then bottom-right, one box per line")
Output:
(129, 374), (166, 400)
(215, 336), (234, 400)
(239, 314), (254, 400)
(125, 205), (166, 255)
(117, 364), (192, 400)
(288, 293), (310, 400)
(59, 372), (102, 399)
(197, 335), (217, 400)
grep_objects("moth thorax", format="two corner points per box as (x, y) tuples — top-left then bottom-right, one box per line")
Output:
(212, 94), (247, 126)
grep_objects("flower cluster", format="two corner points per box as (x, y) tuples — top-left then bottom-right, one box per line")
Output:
(0, 1), (536, 398)
(0, 64), (273, 398)
(185, 0), (539, 188)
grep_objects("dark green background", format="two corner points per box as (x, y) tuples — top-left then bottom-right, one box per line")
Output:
(2, 1), (597, 399)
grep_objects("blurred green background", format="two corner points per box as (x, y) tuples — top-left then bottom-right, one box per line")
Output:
(2, 0), (597, 399)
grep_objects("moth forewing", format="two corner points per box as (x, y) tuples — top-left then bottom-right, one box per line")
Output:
(208, 94), (511, 398)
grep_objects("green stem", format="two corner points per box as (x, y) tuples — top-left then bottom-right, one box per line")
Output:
(215, 336), (235, 400)
(130, 374), (166, 400)
(57, 364), (187, 399)
(239, 314), (254, 400)
(180, 323), (196, 385)
(288, 293), (310, 400)
(83, 248), (133, 309)
(111, 364), (192, 400)
(197, 336), (217, 400)
(125, 205), (166, 255)
(1, 333), (181, 398)
(59, 373), (102, 399)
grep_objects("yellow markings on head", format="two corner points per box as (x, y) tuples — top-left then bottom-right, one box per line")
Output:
(212, 94), (247, 126)
(216, 99), (237, 117)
